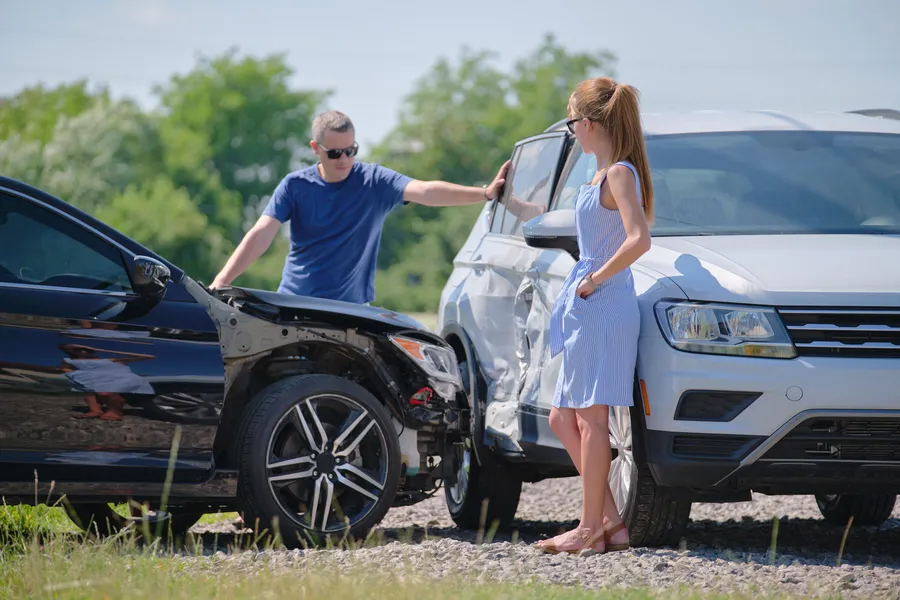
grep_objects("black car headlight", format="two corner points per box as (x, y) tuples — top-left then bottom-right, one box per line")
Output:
(654, 301), (796, 359)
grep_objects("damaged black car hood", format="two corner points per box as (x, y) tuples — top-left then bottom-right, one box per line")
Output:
(218, 287), (433, 335)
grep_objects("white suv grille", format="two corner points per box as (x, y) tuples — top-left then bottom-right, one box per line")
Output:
(778, 308), (900, 358)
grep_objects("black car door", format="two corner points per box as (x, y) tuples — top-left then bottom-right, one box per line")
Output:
(0, 190), (225, 486)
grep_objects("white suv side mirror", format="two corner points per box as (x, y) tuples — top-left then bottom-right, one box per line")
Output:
(522, 209), (579, 260)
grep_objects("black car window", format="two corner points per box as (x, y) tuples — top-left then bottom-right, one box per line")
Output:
(0, 194), (133, 292)
(498, 136), (565, 236)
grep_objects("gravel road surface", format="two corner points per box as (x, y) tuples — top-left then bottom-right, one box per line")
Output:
(190, 476), (900, 598)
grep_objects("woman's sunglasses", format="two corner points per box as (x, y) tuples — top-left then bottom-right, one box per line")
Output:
(565, 118), (584, 134)
(320, 142), (359, 160)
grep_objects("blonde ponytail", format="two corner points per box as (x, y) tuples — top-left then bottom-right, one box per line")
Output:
(569, 78), (655, 222)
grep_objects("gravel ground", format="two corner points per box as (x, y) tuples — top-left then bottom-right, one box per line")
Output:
(190, 476), (900, 598)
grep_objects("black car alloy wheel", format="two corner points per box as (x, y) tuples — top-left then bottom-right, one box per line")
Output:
(237, 375), (401, 547)
(267, 393), (389, 532)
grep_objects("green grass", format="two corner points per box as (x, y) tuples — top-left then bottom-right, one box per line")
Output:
(196, 511), (240, 526)
(0, 500), (804, 600)
(0, 532), (785, 600)
(0, 502), (77, 537)
(0, 503), (239, 536)
(0, 502), (818, 600)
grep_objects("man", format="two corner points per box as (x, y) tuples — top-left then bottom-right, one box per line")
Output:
(209, 110), (509, 305)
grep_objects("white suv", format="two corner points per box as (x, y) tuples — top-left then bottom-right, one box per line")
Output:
(437, 110), (900, 546)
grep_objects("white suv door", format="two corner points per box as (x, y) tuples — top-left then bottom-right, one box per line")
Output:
(514, 144), (599, 447)
(456, 133), (567, 447)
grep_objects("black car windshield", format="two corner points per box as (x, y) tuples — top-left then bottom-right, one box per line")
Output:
(563, 131), (900, 236)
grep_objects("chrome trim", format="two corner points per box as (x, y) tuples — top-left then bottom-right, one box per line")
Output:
(712, 409), (900, 486)
(779, 309), (900, 316)
(787, 324), (900, 332)
(795, 341), (900, 349)
(0, 185), (137, 259)
(0, 281), (135, 298)
(757, 458), (900, 466)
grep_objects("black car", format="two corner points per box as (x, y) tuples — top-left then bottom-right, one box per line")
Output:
(0, 176), (466, 546)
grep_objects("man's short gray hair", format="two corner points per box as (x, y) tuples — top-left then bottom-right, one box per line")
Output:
(312, 111), (355, 143)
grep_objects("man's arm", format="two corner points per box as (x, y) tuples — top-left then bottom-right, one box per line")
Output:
(209, 215), (282, 289)
(403, 160), (510, 207)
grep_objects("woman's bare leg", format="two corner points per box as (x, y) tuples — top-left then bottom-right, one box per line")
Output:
(76, 393), (103, 418)
(537, 404), (615, 552)
(548, 406), (627, 543)
(99, 393), (125, 421)
(575, 405), (613, 544)
(549, 407), (582, 469)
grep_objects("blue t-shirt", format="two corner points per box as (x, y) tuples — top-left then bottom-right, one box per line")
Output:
(262, 162), (412, 304)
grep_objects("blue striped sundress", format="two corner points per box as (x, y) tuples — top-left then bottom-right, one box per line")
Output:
(548, 161), (643, 409)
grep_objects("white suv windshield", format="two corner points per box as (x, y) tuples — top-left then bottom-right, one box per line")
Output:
(562, 131), (900, 236)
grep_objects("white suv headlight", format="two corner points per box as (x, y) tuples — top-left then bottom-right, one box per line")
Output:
(389, 335), (462, 383)
(654, 301), (796, 359)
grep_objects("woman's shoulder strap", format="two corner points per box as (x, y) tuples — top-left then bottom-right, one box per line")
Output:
(610, 161), (643, 205)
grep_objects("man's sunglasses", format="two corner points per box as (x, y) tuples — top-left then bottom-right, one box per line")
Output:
(320, 142), (359, 159)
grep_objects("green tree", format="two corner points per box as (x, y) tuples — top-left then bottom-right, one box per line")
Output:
(0, 80), (109, 145)
(41, 100), (163, 213)
(0, 97), (162, 214)
(96, 176), (228, 278)
(370, 34), (616, 312)
(96, 176), (291, 286)
(154, 47), (330, 237)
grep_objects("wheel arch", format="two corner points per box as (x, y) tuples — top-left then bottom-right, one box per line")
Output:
(630, 372), (653, 465)
(213, 339), (405, 468)
(441, 322), (478, 396)
(442, 322), (498, 467)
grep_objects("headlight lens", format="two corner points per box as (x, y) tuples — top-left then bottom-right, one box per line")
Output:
(655, 301), (796, 358)
(389, 336), (462, 383)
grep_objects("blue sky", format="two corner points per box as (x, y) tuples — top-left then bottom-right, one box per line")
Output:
(1, 0), (898, 149)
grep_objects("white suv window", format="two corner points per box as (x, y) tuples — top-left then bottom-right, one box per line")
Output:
(490, 146), (521, 235)
(0, 195), (133, 293)
(554, 146), (597, 211)
(491, 136), (565, 237)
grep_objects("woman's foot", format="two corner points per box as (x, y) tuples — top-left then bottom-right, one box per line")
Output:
(75, 411), (103, 419)
(78, 394), (103, 418)
(603, 521), (630, 552)
(100, 410), (123, 421)
(535, 526), (605, 554)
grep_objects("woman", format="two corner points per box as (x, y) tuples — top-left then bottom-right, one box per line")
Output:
(536, 77), (654, 555)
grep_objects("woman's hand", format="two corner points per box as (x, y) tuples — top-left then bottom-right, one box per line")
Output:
(576, 274), (599, 298)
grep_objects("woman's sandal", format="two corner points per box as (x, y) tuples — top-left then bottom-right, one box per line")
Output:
(535, 526), (605, 555)
(603, 521), (630, 552)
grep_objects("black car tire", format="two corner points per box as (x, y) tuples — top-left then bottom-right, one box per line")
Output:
(445, 359), (522, 531)
(622, 405), (693, 548)
(235, 374), (401, 548)
(65, 502), (203, 539)
(815, 493), (897, 527)
(65, 502), (129, 537)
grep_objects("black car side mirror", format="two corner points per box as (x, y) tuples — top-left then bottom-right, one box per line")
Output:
(522, 209), (580, 261)
(132, 256), (171, 298)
